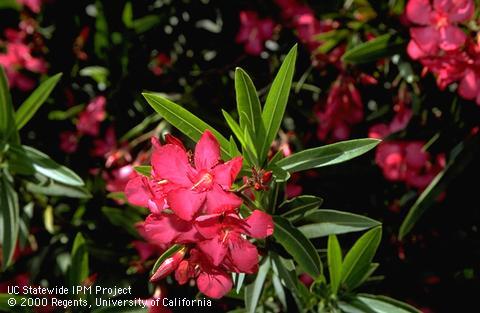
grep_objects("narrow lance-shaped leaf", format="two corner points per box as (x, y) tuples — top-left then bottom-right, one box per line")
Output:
(259, 45), (297, 163)
(68, 233), (89, 286)
(15, 145), (84, 186)
(0, 175), (20, 270)
(15, 73), (62, 130)
(342, 33), (405, 64)
(143, 93), (231, 158)
(277, 138), (380, 173)
(245, 257), (270, 313)
(399, 137), (476, 239)
(355, 294), (422, 313)
(328, 234), (342, 294)
(234, 67), (264, 152)
(0, 66), (19, 143)
(279, 195), (323, 222)
(273, 216), (322, 278)
(298, 209), (381, 238)
(341, 226), (382, 290)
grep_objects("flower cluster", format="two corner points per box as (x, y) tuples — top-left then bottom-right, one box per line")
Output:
(374, 141), (445, 190)
(0, 21), (47, 91)
(125, 131), (274, 298)
(406, 0), (480, 105)
(236, 11), (276, 56)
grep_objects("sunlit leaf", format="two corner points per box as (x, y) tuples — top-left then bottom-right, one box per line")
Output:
(341, 227), (382, 290)
(342, 33), (405, 64)
(259, 45), (297, 163)
(299, 209), (381, 238)
(328, 234), (342, 294)
(277, 139), (380, 173)
(245, 257), (270, 313)
(273, 216), (322, 278)
(0, 175), (19, 270)
(15, 73), (62, 130)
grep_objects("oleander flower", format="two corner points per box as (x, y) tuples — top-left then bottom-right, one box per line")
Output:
(195, 210), (273, 274)
(151, 130), (243, 220)
(236, 11), (275, 56)
(406, 0), (474, 59)
(76, 96), (107, 136)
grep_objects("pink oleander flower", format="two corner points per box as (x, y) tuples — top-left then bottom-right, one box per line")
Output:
(174, 248), (232, 299)
(236, 11), (275, 56)
(104, 164), (137, 193)
(76, 96), (107, 136)
(458, 43), (480, 105)
(59, 131), (79, 154)
(419, 49), (470, 89)
(316, 75), (363, 142)
(195, 210), (273, 274)
(149, 130), (243, 221)
(0, 41), (47, 91)
(406, 0), (474, 59)
(17, 0), (42, 13)
(91, 127), (132, 167)
(375, 141), (445, 190)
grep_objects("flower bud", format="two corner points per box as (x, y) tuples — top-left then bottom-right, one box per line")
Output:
(150, 247), (187, 282)
(261, 171), (272, 184)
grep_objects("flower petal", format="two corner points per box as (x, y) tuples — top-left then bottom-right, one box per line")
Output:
(438, 25), (466, 51)
(406, 0), (432, 25)
(144, 213), (199, 244)
(167, 188), (206, 221)
(410, 26), (439, 56)
(227, 236), (259, 274)
(212, 156), (243, 189)
(152, 144), (193, 187)
(458, 70), (478, 100)
(194, 214), (223, 239)
(125, 176), (166, 214)
(205, 184), (243, 214)
(196, 270), (232, 299)
(435, 0), (474, 22)
(197, 238), (228, 266)
(194, 130), (221, 170)
(244, 210), (274, 239)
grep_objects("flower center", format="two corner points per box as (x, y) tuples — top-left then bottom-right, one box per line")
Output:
(191, 170), (214, 191)
(432, 12), (449, 28)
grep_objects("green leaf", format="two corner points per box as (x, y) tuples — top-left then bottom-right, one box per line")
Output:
(7, 145), (34, 175)
(25, 179), (91, 199)
(268, 163), (290, 182)
(279, 195), (323, 223)
(234, 272), (246, 294)
(259, 45), (297, 163)
(273, 216), (322, 278)
(0, 66), (19, 144)
(122, 2), (133, 28)
(143, 93), (231, 158)
(0, 0), (21, 10)
(151, 244), (184, 275)
(272, 273), (287, 310)
(342, 33), (405, 64)
(133, 15), (161, 34)
(298, 209), (381, 238)
(222, 110), (247, 149)
(15, 73), (62, 130)
(245, 257), (270, 313)
(101, 207), (143, 238)
(355, 294), (421, 313)
(120, 114), (162, 141)
(277, 138), (380, 173)
(133, 165), (152, 177)
(68, 233), (89, 286)
(234, 67), (264, 151)
(328, 234), (342, 294)
(399, 139), (475, 239)
(48, 104), (84, 120)
(79, 66), (109, 85)
(0, 175), (19, 270)
(341, 227), (382, 290)
(17, 145), (84, 186)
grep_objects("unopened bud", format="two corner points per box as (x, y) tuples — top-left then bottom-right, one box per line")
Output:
(150, 247), (186, 282)
(262, 171), (272, 184)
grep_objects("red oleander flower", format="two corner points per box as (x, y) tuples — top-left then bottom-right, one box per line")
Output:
(174, 248), (233, 299)
(195, 210), (273, 274)
(59, 131), (79, 154)
(316, 75), (363, 142)
(236, 11), (275, 56)
(76, 96), (107, 136)
(151, 130), (243, 220)
(406, 0), (474, 59)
